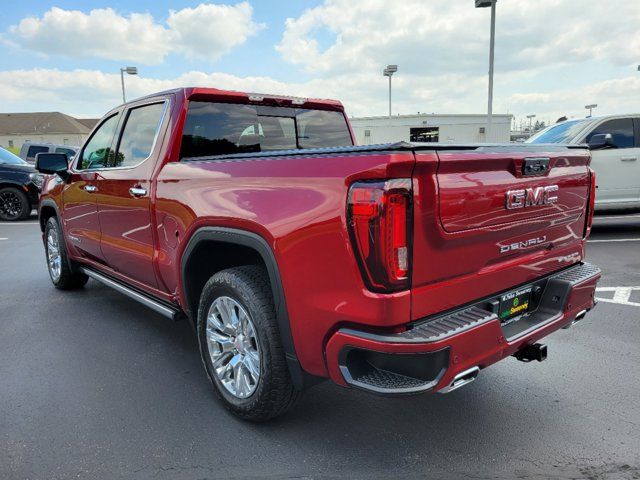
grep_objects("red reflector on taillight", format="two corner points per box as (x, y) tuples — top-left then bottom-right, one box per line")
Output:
(347, 179), (412, 292)
(388, 193), (409, 278)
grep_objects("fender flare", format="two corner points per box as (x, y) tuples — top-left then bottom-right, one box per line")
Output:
(0, 179), (33, 203)
(38, 198), (61, 231)
(180, 226), (304, 388)
(0, 179), (28, 188)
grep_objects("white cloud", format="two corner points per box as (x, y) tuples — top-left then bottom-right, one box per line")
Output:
(269, 0), (640, 122)
(2, 68), (639, 123)
(508, 77), (640, 121)
(4, 3), (263, 65)
(2, 1), (640, 122)
(276, 0), (640, 75)
(167, 3), (264, 60)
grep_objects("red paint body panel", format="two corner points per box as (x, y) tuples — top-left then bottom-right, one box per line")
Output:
(96, 169), (158, 288)
(410, 151), (590, 321)
(61, 171), (103, 261)
(437, 150), (590, 232)
(39, 87), (599, 388)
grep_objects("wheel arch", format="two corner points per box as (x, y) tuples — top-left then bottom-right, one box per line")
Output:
(38, 199), (60, 232)
(180, 226), (304, 387)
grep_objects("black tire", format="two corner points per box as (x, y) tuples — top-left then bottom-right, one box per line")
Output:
(44, 216), (89, 290)
(197, 265), (301, 421)
(0, 187), (30, 221)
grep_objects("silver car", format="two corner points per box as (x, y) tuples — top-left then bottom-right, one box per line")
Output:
(528, 115), (640, 211)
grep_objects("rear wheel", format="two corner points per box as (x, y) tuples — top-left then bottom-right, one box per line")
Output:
(197, 265), (301, 421)
(0, 187), (30, 221)
(44, 216), (88, 290)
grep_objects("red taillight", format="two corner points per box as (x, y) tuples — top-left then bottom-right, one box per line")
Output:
(585, 167), (596, 236)
(347, 179), (412, 292)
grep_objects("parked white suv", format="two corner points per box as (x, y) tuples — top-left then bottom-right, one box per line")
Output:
(527, 115), (640, 211)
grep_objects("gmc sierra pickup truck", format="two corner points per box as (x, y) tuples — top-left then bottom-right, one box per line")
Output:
(36, 87), (601, 421)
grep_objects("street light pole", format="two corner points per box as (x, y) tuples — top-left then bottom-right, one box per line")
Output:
(120, 66), (138, 103)
(388, 74), (392, 117)
(476, 0), (497, 140)
(526, 114), (536, 137)
(487, 0), (496, 139)
(585, 104), (597, 117)
(383, 65), (398, 118)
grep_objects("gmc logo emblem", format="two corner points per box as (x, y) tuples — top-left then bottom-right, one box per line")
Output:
(505, 185), (559, 210)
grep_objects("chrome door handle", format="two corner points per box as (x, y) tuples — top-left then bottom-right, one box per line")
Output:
(129, 187), (147, 197)
(621, 157), (637, 162)
(83, 185), (98, 193)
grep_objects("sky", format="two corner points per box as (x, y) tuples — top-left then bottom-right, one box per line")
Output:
(1, 0), (639, 125)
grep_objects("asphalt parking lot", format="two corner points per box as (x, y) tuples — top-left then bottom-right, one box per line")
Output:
(1, 213), (639, 480)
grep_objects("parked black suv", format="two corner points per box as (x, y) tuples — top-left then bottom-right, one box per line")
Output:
(0, 147), (41, 221)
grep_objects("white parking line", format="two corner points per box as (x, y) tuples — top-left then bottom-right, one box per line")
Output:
(588, 238), (640, 243)
(0, 237), (7, 241)
(0, 222), (39, 226)
(596, 287), (640, 308)
(595, 214), (640, 220)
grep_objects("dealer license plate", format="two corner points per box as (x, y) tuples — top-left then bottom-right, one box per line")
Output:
(499, 286), (532, 323)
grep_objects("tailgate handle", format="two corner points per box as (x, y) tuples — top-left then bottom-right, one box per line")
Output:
(523, 157), (550, 176)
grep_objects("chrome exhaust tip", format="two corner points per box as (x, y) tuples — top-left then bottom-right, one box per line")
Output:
(438, 366), (480, 394)
(563, 309), (588, 329)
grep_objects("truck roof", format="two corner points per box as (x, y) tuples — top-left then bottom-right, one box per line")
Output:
(119, 87), (345, 112)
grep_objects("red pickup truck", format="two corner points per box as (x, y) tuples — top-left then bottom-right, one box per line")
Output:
(35, 87), (600, 421)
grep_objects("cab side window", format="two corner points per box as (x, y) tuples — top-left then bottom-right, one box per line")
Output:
(77, 114), (119, 170)
(586, 119), (635, 149)
(113, 103), (166, 168)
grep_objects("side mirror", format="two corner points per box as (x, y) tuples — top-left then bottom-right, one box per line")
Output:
(588, 133), (614, 150)
(35, 152), (70, 179)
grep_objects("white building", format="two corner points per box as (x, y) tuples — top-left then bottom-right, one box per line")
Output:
(350, 113), (513, 145)
(0, 112), (99, 152)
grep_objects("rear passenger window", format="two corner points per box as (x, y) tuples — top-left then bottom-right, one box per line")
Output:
(114, 103), (166, 168)
(586, 119), (635, 148)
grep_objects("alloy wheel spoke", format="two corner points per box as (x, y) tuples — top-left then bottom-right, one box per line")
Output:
(207, 327), (235, 353)
(213, 353), (233, 375)
(242, 354), (259, 383)
(232, 358), (245, 396)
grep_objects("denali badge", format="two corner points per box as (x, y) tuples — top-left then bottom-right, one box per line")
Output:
(506, 185), (558, 210)
(500, 236), (547, 254)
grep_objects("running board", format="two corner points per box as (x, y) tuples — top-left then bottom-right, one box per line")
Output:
(80, 267), (181, 321)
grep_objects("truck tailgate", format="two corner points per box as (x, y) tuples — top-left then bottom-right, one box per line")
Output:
(410, 146), (591, 321)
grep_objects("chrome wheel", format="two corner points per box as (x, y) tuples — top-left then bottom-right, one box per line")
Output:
(46, 227), (62, 282)
(206, 296), (261, 399)
(0, 190), (23, 220)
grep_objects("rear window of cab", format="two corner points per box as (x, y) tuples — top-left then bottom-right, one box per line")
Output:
(180, 102), (353, 160)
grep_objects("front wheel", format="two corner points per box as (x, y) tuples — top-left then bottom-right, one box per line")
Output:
(197, 265), (301, 421)
(44, 216), (88, 290)
(0, 187), (30, 221)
